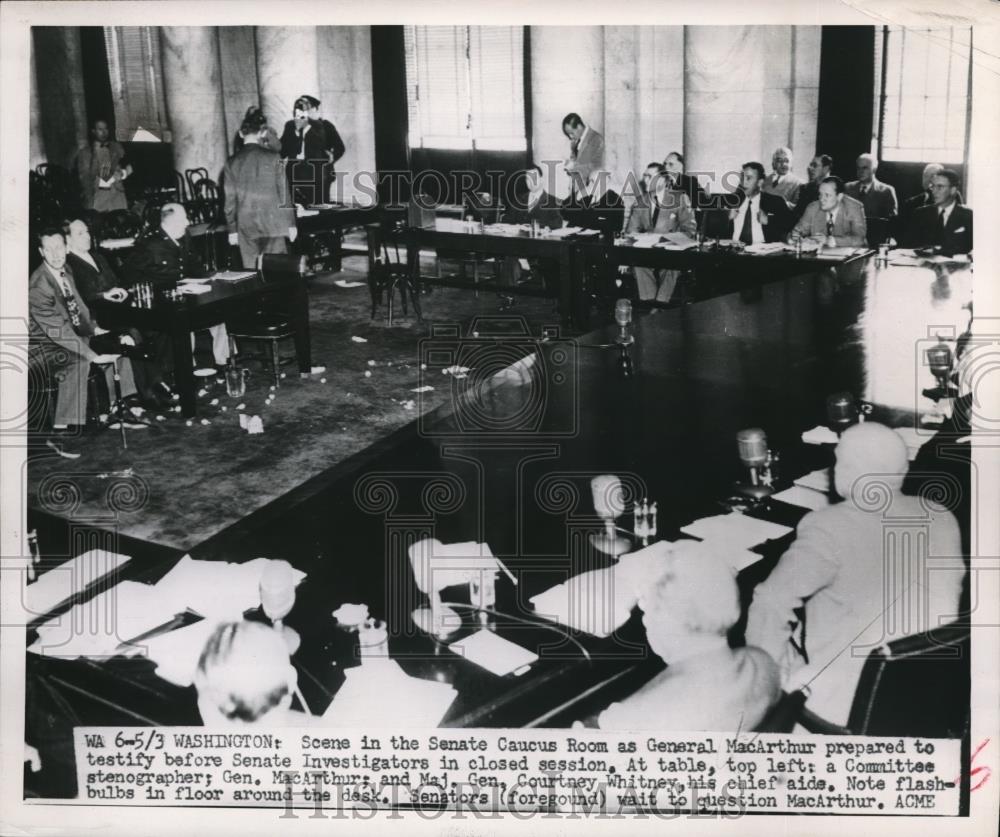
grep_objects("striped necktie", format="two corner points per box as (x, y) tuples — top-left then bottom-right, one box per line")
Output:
(58, 271), (82, 330)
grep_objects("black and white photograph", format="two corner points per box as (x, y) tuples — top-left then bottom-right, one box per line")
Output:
(1, 1), (998, 833)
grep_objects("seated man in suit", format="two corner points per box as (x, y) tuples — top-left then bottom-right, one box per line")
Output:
(902, 162), (944, 219)
(846, 153), (897, 245)
(498, 165), (564, 294)
(598, 542), (781, 732)
(762, 146), (804, 209)
(791, 175), (867, 248)
(561, 112), (605, 198)
(904, 168), (973, 256)
(29, 228), (140, 434)
(125, 203), (230, 369)
(224, 106), (298, 269)
(626, 163), (696, 303)
(791, 153), (833, 223)
(729, 161), (792, 245)
(662, 151), (709, 211)
(746, 423), (963, 726)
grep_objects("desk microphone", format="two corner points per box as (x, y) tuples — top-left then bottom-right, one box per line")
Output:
(614, 299), (634, 345)
(590, 475), (631, 555)
(826, 392), (858, 433)
(736, 428), (774, 500)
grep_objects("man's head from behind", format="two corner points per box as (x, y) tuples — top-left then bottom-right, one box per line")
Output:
(37, 228), (67, 272)
(194, 620), (297, 726)
(160, 203), (189, 241)
(833, 422), (908, 502)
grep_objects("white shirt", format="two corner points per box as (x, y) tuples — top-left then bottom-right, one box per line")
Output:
(733, 192), (765, 244)
(939, 200), (956, 227)
(296, 123), (311, 160)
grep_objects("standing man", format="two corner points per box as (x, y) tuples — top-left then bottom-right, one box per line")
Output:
(224, 107), (298, 269)
(75, 119), (132, 214)
(301, 95), (346, 202)
(729, 162), (792, 245)
(791, 153), (833, 223)
(845, 153), (898, 244)
(904, 168), (973, 255)
(791, 176), (867, 248)
(29, 228), (139, 432)
(561, 113), (605, 198)
(280, 96), (345, 206)
(762, 146), (804, 209)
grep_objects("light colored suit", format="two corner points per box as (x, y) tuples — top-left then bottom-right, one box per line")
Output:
(566, 126), (605, 195)
(626, 191), (695, 302)
(793, 195), (868, 247)
(762, 172), (804, 209)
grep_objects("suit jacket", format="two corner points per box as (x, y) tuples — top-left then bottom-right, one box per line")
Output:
(845, 178), (898, 219)
(905, 203), (973, 255)
(504, 191), (564, 230)
(728, 190), (792, 243)
(280, 119), (343, 165)
(124, 228), (208, 288)
(762, 172), (804, 208)
(791, 180), (820, 222)
(562, 188), (624, 232)
(28, 262), (97, 361)
(627, 191), (697, 237)
(665, 173), (710, 212)
(66, 250), (122, 302)
(793, 195), (867, 247)
(567, 127), (605, 192)
(223, 144), (296, 239)
(75, 141), (128, 211)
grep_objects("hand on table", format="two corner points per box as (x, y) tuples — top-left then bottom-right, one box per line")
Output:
(103, 288), (128, 302)
(228, 232), (238, 246)
(91, 353), (121, 365)
(118, 334), (136, 347)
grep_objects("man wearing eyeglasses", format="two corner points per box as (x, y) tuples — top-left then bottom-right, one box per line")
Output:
(904, 169), (972, 256)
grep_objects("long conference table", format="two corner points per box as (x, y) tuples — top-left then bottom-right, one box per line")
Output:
(24, 251), (973, 798)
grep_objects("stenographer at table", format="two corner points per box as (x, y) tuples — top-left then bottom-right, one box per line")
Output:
(596, 542), (781, 732)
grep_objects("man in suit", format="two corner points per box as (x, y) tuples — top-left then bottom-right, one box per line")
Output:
(224, 107), (298, 269)
(280, 96), (345, 206)
(905, 168), (973, 255)
(627, 163), (697, 302)
(792, 176), (867, 247)
(75, 119), (132, 214)
(561, 113), (605, 198)
(29, 228), (139, 432)
(845, 153), (897, 245)
(663, 151), (709, 211)
(791, 153), (833, 223)
(125, 204), (230, 368)
(729, 162), (792, 245)
(498, 164), (564, 294)
(902, 162), (944, 218)
(762, 146), (804, 209)
(301, 95), (346, 196)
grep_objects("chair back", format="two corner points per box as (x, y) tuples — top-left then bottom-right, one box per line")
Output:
(256, 253), (308, 281)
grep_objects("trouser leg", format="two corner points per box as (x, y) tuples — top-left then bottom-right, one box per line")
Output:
(103, 357), (137, 399)
(210, 324), (230, 365)
(53, 355), (89, 427)
(237, 233), (261, 271)
(634, 266), (658, 300)
(655, 269), (679, 303)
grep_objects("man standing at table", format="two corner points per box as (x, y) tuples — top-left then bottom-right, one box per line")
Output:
(791, 176), (867, 248)
(125, 204), (230, 369)
(904, 168), (973, 256)
(224, 107), (298, 269)
(301, 94), (346, 202)
(562, 113), (604, 198)
(729, 162), (791, 245)
(762, 146), (804, 209)
(846, 153), (897, 244)
(627, 163), (696, 303)
(75, 119), (132, 214)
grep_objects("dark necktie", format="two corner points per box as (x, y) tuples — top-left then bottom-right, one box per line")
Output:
(651, 201), (660, 229)
(826, 212), (834, 237)
(739, 200), (754, 245)
(938, 208), (946, 240)
(58, 271), (82, 331)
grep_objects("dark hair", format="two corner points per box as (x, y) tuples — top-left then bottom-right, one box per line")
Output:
(61, 217), (90, 237)
(528, 164), (544, 177)
(815, 154), (833, 170)
(645, 161), (666, 174)
(293, 97), (311, 114)
(936, 168), (960, 188)
(299, 94), (320, 109)
(37, 227), (65, 247)
(742, 161), (766, 180)
(239, 106), (268, 137)
(664, 151), (684, 166)
(821, 175), (845, 194)
(562, 113), (584, 129)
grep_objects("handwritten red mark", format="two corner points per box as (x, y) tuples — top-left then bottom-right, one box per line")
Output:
(954, 738), (991, 792)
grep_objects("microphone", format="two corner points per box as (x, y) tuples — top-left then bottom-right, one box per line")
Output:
(614, 299), (634, 346)
(825, 392), (858, 433)
(590, 475), (631, 555)
(736, 428), (774, 500)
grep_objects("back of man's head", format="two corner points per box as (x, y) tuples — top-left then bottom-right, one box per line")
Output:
(834, 422), (908, 501)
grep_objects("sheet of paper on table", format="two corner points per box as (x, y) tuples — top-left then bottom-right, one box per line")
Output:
(321, 660), (456, 727)
(296, 207), (320, 218)
(212, 271), (256, 282)
(743, 242), (787, 255)
(681, 513), (793, 550)
(814, 246), (869, 260)
(801, 425), (839, 445)
(629, 233), (663, 249)
(773, 484), (832, 511)
(794, 467), (831, 492)
(448, 630), (538, 676)
(177, 284), (212, 295)
(657, 232), (699, 250)
(24, 549), (132, 619)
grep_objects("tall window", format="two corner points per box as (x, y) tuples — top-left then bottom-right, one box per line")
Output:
(404, 25), (526, 152)
(876, 26), (972, 164)
(104, 27), (169, 141)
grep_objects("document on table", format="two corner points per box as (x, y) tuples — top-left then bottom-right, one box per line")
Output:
(801, 425), (839, 445)
(212, 271), (256, 282)
(814, 246), (870, 260)
(629, 233), (663, 249)
(24, 549), (132, 619)
(794, 467), (831, 492)
(681, 513), (793, 550)
(448, 630), (538, 676)
(530, 566), (634, 638)
(659, 232), (699, 250)
(322, 661), (456, 727)
(773, 484), (832, 511)
(743, 242), (787, 255)
(177, 283), (212, 295)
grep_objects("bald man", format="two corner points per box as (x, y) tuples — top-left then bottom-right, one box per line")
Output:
(762, 146), (804, 209)
(746, 423), (963, 726)
(846, 153), (897, 244)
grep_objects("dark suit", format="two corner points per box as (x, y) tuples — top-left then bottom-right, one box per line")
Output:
(728, 190), (792, 243)
(561, 189), (624, 234)
(280, 118), (345, 206)
(845, 178), (897, 244)
(223, 144), (297, 269)
(500, 191), (564, 291)
(791, 180), (820, 223)
(905, 203), (973, 255)
(665, 173), (710, 212)
(28, 262), (136, 426)
(124, 229), (208, 289)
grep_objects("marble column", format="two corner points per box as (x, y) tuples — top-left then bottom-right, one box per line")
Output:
(31, 27), (88, 168)
(603, 26), (640, 197)
(317, 25), (377, 204)
(530, 26), (605, 197)
(635, 27), (685, 172)
(217, 27), (260, 156)
(160, 27), (228, 181)
(255, 27), (320, 134)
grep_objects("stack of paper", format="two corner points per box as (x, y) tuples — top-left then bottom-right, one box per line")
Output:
(323, 660), (457, 726)
(296, 207), (320, 218)
(543, 226), (585, 238)
(177, 284), (212, 295)
(743, 242), (787, 255)
(681, 513), (793, 550)
(212, 271), (256, 282)
(772, 485), (832, 511)
(801, 425), (839, 445)
(529, 567), (632, 638)
(794, 467), (831, 492)
(448, 630), (538, 676)
(24, 549), (132, 619)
